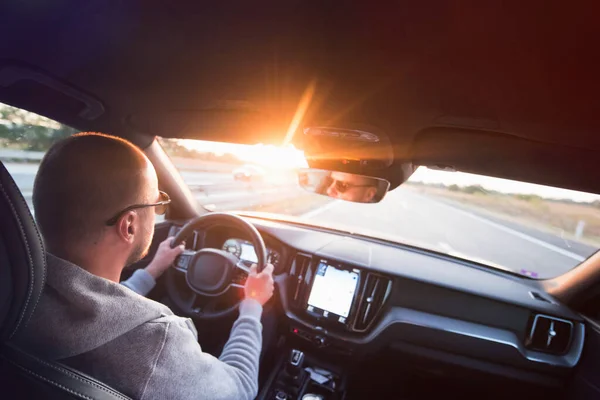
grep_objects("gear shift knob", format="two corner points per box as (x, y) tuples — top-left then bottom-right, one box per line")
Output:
(286, 349), (305, 378)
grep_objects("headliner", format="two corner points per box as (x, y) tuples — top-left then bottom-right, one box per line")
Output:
(1, 1), (599, 193)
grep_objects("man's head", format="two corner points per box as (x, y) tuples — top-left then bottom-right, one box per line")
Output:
(33, 133), (160, 273)
(326, 171), (378, 203)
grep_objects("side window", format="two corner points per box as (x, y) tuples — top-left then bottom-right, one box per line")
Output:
(0, 102), (76, 213)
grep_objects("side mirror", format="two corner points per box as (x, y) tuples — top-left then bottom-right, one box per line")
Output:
(297, 168), (390, 204)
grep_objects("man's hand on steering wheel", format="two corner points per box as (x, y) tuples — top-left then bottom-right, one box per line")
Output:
(146, 237), (185, 280)
(245, 263), (274, 306)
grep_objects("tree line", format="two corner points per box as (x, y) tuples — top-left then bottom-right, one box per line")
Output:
(0, 103), (244, 165)
(0, 104), (77, 151)
(409, 180), (600, 208)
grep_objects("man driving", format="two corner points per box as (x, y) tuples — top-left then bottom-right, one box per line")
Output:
(326, 171), (379, 203)
(14, 132), (274, 400)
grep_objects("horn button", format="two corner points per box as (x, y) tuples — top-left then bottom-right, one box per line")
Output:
(186, 249), (237, 295)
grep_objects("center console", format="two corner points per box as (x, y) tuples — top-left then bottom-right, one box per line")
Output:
(259, 255), (393, 400)
(260, 348), (346, 400)
(287, 255), (392, 345)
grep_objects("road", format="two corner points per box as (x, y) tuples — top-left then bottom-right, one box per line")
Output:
(5, 163), (301, 213)
(302, 188), (597, 278)
(4, 162), (597, 279)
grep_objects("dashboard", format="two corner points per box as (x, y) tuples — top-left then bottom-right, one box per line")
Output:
(164, 214), (586, 389)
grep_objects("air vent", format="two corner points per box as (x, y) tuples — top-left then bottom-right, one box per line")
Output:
(291, 253), (312, 305)
(529, 291), (555, 304)
(353, 273), (391, 332)
(526, 315), (573, 354)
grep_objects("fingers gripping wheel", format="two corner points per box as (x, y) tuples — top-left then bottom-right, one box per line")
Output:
(166, 212), (268, 319)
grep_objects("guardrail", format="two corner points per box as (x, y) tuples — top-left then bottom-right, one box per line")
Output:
(17, 175), (302, 215)
(0, 149), (45, 161)
(192, 180), (300, 209)
(0, 150), (260, 176)
(5, 153), (307, 215)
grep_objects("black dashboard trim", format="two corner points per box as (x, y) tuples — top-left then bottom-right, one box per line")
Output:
(277, 272), (584, 371)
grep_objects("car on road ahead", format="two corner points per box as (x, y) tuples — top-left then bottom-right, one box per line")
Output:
(2, 2), (600, 400)
(233, 164), (265, 183)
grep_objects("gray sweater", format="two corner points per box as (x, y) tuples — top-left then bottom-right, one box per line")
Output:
(14, 254), (263, 400)
(122, 268), (161, 296)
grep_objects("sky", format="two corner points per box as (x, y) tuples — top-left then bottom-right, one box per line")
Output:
(409, 167), (600, 203)
(180, 139), (600, 203)
(180, 139), (308, 168)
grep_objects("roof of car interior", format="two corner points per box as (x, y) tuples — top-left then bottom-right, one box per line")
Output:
(1, 1), (599, 193)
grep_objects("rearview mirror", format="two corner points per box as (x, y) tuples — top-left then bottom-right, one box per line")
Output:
(298, 169), (390, 204)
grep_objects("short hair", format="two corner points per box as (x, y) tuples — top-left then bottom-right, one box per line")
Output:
(33, 132), (149, 252)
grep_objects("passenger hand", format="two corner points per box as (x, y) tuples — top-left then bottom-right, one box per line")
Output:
(244, 263), (275, 306)
(145, 236), (185, 279)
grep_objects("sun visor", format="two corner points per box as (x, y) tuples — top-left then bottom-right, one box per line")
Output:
(411, 128), (600, 195)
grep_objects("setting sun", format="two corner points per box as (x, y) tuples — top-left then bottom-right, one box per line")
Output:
(177, 139), (308, 169)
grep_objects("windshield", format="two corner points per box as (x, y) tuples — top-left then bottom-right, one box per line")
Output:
(160, 138), (600, 279)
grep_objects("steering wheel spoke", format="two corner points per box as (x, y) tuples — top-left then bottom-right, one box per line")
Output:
(174, 249), (198, 272)
(235, 260), (251, 273)
(186, 293), (197, 309)
(191, 296), (219, 315)
(203, 298), (218, 314)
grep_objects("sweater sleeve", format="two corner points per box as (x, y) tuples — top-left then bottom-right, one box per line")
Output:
(141, 299), (263, 400)
(121, 269), (156, 296)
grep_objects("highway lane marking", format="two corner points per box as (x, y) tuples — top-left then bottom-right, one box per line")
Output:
(420, 194), (586, 262)
(301, 200), (341, 219)
(438, 242), (454, 253)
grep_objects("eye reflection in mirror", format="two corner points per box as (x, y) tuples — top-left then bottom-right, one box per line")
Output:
(298, 169), (390, 204)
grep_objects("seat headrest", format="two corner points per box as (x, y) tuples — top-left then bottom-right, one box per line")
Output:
(0, 161), (46, 342)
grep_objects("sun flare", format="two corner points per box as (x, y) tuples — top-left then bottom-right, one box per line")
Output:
(177, 139), (308, 169)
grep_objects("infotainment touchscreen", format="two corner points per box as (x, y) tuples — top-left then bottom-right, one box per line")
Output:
(306, 260), (359, 322)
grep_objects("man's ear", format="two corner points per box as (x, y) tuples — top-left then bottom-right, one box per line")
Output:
(116, 211), (137, 244)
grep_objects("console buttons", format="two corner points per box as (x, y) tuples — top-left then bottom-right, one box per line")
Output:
(176, 255), (190, 270)
(291, 327), (329, 348)
(275, 391), (288, 400)
(313, 335), (326, 347)
(323, 311), (329, 317)
(291, 327), (311, 341)
(302, 394), (324, 400)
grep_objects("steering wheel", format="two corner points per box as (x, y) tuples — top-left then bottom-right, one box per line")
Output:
(165, 212), (267, 319)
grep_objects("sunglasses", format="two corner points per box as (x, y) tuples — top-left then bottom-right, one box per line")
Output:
(105, 190), (171, 226)
(330, 179), (375, 193)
